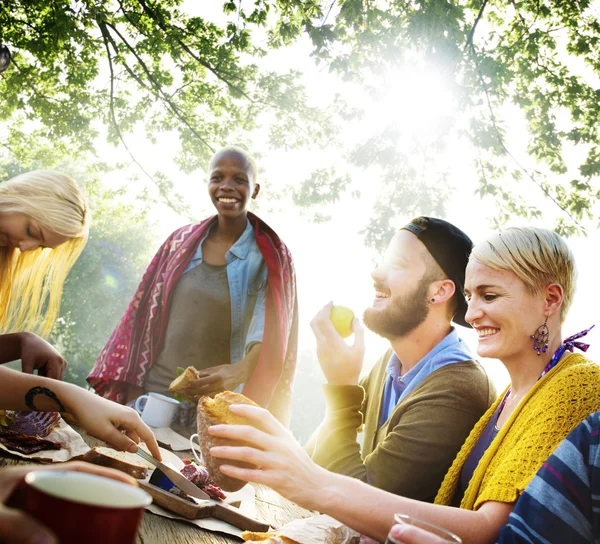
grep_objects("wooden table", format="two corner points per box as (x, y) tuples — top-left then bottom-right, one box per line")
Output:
(0, 426), (314, 543)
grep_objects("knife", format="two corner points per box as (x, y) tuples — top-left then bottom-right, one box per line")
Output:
(136, 448), (211, 501)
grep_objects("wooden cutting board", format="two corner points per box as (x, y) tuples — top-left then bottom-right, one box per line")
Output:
(139, 481), (270, 532)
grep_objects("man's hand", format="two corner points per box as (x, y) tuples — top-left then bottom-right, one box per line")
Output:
(19, 332), (67, 380)
(310, 302), (365, 386)
(0, 462), (135, 544)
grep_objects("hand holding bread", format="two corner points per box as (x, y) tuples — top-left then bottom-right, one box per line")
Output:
(208, 403), (330, 511)
(196, 391), (260, 492)
(169, 364), (252, 398)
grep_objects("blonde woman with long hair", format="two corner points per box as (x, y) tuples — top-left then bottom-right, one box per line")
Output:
(0, 169), (88, 379)
(0, 170), (161, 467)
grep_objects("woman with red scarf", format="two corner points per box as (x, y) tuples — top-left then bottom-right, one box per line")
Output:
(88, 147), (298, 425)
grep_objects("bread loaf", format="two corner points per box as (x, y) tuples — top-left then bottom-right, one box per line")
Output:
(197, 391), (259, 492)
(242, 531), (296, 543)
(83, 446), (149, 479)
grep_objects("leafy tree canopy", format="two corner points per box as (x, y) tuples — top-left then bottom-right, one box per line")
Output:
(2, 1), (600, 252)
(0, 0), (333, 215)
(284, 0), (600, 246)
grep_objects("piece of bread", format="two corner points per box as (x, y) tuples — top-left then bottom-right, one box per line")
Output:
(168, 366), (200, 394)
(242, 531), (296, 543)
(83, 446), (148, 479)
(197, 391), (259, 492)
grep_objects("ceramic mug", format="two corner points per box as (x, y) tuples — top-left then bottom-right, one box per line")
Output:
(189, 433), (204, 465)
(6, 470), (152, 544)
(386, 514), (462, 544)
(134, 392), (180, 428)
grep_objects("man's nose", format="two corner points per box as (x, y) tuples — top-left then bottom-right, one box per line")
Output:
(371, 264), (385, 282)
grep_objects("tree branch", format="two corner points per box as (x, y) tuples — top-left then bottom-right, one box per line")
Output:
(99, 21), (188, 215)
(131, 0), (318, 140)
(468, 41), (585, 232)
(102, 20), (216, 153)
(464, 0), (489, 53)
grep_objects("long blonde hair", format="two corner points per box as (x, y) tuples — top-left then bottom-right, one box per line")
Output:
(0, 170), (90, 336)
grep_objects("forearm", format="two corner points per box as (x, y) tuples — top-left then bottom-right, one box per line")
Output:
(0, 366), (86, 413)
(315, 470), (510, 544)
(240, 343), (261, 382)
(0, 333), (25, 364)
(310, 385), (366, 478)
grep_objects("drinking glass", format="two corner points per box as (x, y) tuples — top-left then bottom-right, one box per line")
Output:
(385, 514), (462, 544)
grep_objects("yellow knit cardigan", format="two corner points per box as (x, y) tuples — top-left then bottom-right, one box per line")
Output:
(435, 353), (600, 510)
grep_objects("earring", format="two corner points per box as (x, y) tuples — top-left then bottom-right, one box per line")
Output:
(530, 315), (549, 355)
(431, 298), (435, 303)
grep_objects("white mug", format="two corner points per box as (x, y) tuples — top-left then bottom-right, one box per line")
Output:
(134, 392), (180, 428)
(189, 433), (204, 465)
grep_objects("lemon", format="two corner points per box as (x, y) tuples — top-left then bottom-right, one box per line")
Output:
(330, 305), (355, 338)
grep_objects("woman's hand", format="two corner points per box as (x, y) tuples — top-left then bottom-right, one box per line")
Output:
(0, 461), (135, 544)
(208, 404), (329, 510)
(310, 302), (365, 386)
(65, 388), (162, 460)
(19, 332), (68, 380)
(181, 363), (248, 397)
(182, 344), (260, 398)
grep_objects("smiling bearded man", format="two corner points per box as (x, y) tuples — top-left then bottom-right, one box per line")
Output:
(305, 216), (496, 502)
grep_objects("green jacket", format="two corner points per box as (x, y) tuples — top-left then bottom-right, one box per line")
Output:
(305, 350), (496, 501)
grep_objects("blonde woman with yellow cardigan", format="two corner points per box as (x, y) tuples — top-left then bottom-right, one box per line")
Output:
(209, 227), (600, 544)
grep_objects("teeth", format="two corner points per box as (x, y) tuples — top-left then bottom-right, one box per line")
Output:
(218, 197), (237, 203)
(478, 328), (498, 338)
(375, 291), (390, 298)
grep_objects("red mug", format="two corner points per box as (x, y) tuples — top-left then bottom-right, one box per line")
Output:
(6, 470), (152, 544)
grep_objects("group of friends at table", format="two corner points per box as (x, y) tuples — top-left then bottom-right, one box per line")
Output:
(0, 146), (598, 544)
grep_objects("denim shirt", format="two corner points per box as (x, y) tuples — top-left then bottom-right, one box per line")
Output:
(184, 219), (267, 366)
(379, 328), (474, 427)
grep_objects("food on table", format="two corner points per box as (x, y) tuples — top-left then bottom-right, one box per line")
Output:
(243, 537), (291, 544)
(0, 427), (61, 454)
(242, 532), (294, 543)
(180, 460), (227, 500)
(0, 411), (62, 454)
(196, 391), (259, 492)
(244, 514), (360, 543)
(329, 305), (355, 338)
(149, 459), (227, 501)
(83, 446), (149, 479)
(5, 410), (60, 438)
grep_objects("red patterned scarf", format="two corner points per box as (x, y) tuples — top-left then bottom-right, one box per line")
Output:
(87, 212), (298, 424)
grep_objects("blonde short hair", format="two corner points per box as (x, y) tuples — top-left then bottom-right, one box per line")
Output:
(208, 146), (258, 184)
(471, 227), (576, 322)
(0, 170), (90, 336)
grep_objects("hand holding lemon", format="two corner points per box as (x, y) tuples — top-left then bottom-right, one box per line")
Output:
(330, 305), (355, 338)
(310, 302), (365, 386)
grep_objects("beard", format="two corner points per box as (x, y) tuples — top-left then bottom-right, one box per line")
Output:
(363, 277), (431, 340)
